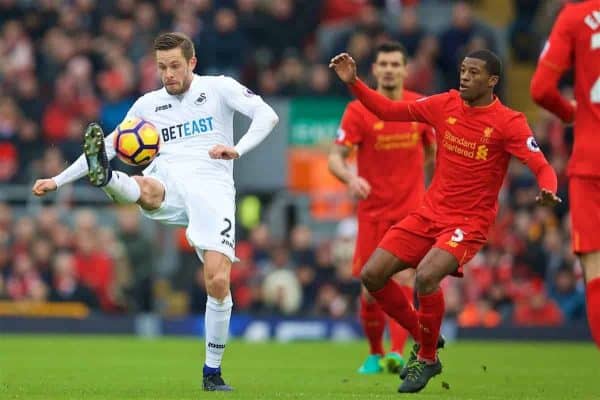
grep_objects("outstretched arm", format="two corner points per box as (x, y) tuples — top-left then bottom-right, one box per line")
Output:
(349, 79), (418, 122)
(32, 127), (116, 196)
(329, 53), (419, 122)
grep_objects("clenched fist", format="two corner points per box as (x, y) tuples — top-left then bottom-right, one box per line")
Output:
(32, 179), (57, 197)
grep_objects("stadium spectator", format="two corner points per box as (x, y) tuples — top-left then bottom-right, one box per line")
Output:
(514, 288), (564, 327)
(549, 265), (586, 321)
(0, 0), (588, 327)
(117, 206), (155, 312)
(49, 252), (99, 309)
(391, 6), (425, 57)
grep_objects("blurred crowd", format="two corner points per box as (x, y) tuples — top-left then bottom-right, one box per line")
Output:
(0, 0), (587, 328)
(0, 0), (506, 184)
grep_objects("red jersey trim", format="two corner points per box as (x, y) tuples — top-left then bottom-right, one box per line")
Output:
(462, 96), (499, 110)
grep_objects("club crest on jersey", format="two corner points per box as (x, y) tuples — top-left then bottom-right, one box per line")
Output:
(446, 116), (457, 125)
(194, 93), (207, 105)
(527, 137), (541, 152)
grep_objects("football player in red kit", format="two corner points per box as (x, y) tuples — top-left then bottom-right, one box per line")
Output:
(329, 42), (435, 374)
(530, 0), (600, 350)
(330, 49), (561, 393)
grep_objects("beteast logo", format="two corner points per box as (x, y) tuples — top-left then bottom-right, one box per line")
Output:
(155, 103), (172, 112)
(194, 93), (207, 105)
(208, 342), (226, 349)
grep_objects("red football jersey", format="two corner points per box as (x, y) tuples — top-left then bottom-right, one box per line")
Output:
(405, 90), (554, 229)
(335, 90), (435, 220)
(539, 1), (600, 177)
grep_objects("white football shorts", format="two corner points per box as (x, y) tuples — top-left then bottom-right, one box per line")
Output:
(138, 157), (237, 262)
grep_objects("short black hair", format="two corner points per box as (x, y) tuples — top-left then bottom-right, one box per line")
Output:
(465, 49), (502, 77)
(374, 41), (408, 64)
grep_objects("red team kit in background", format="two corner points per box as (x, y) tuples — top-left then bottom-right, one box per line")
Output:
(531, 0), (600, 348)
(531, 0), (600, 253)
(336, 91), (434, 277)
(349, 78), (558, 363)
(336, 90), (434, 358)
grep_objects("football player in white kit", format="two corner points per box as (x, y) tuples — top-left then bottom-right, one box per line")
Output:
(32, 32), (279, 392)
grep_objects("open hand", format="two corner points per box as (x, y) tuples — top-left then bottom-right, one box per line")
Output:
(209, 145), (239, 160)
(329, 53), (358, 84)
(535, 189), (562, 207)
(32, 178), (57, 197)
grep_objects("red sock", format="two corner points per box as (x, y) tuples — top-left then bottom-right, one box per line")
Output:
(389, 285), (414, 353)
(359, 295), (386, 355)
(586, 277), (600, 349)
(417, 289), (445, 362)
(370, 279), (421, 343)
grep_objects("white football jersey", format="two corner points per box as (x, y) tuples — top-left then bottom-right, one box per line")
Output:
(106, 74), (266, 184)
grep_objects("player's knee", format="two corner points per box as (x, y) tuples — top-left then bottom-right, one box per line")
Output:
(415, 266), (439, 294)
(134, 176), (163, 210)
(360, 263), (383, 292)
(205, 272), (230, 299)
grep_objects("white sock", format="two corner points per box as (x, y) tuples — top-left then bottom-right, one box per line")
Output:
(102, 171), (141, 203)
(204, 293), (233, 369)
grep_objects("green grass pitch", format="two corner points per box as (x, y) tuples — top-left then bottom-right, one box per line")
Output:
(0, 335), (597, 399)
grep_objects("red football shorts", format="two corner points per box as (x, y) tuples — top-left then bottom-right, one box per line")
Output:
(378, 212), (487, 277)
(569, 176), (600, 253)
(352, 218), (396, 277)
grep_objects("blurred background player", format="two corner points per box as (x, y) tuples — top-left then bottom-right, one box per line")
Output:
(328, 41), (435, 374)
(530, 0), (600, 349)
(31, 32), (279, 392)
(330, 49), (561, 393)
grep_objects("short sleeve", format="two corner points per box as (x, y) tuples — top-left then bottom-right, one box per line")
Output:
(335, 102), (364, 146)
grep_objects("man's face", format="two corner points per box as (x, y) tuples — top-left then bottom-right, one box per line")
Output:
(156, 47), (196, 95)
(459, 57), (497, 101)
(372, 51), (407, 91)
